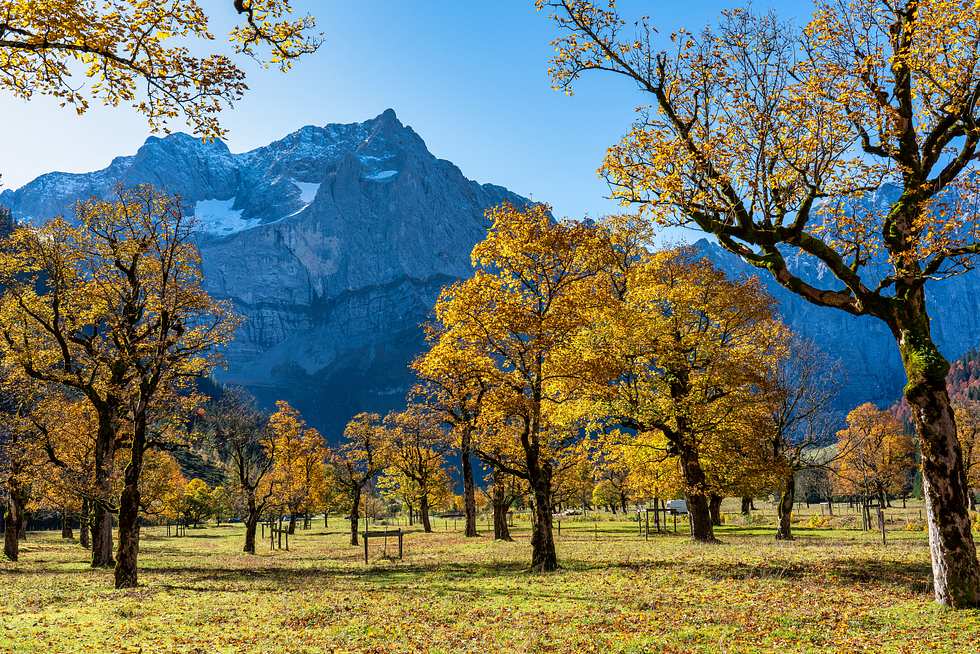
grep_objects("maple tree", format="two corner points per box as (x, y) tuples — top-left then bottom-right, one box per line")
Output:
(380, 405), (451, 533)
(0, 185), (238, 587)
(329, 412), (386, 546)
(763, 338), (842, 540)
(953, 399), (980, 510)
(411, 335), (493, 537)
(265, 400), (326, 535)
(575, 243), (784, 542)
(432, 202), (603, 571)
(0, 0), (320, 140)
(540, 0), (980, 607)
(201, 387), (277, 553)
(834, 403), (916, 506)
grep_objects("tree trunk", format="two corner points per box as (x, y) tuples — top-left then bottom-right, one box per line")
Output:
(899, 319), (980, 607)
(114, 438), (146, 589)
(287, 513), (297, 535)
(350, 487), (361, 546)
(3, 492), (23, 561)
(461, 430), (478, 537)
(91, 415), (116, 568)
(776, 473), (795, 541)
(244, 496), (259, 554)
(677, 444), (717, 543)
(79, 499), (90, 549)
(61, 510), (73, 540)
(529, 465), (557, 571)
(741, 496), (752, 516)
(492, 483), (513, 541)
(970, 493), (977, 511)
(709, 494), (723, 526)
(420, 494), (432, 533)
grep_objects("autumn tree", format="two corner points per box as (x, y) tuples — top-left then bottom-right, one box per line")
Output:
(434, 203), (603, 571)
(329, 412), (386, 546)
(202, 387), (276, 553)
(764, 338), (843, 540)
(0, 186), (238, 587)
(0, 383), (43, 561)
(834, 403), (916, 507)
(381, 405), (451, 533)
(540, 0), (980, 607)
(954, 400), (980, 510)
(265, 401), (327, 535)
(411, 336), (493, 537)
(576, 245), (784, 542)
(0, 1), (320, 140)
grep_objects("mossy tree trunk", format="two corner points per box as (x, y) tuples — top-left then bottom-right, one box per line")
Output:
(896, 307), (980, 607)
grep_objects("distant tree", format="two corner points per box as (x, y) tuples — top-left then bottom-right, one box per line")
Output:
(765, 338), (843, 540)
(201, 387), (276, 554)
(540, 0), (980, 607)
(381, 405), (451, 533)
(834, 404), (916, 507)
(0, 1), (320, 140)
(329, 412), (386, 546)
(265, 401), (326, 534)
(953, 400), (980, 510)
(412, 337), (493, 538)
(182, 479), (214, 528)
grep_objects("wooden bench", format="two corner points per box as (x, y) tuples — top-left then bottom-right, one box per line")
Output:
(363, 528), (403, 563)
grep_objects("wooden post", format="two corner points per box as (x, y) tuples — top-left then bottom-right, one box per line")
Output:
(645, 510), (649, 540)
(364, 532), (369, 564)
(878, 505), (886, 546)
(285, 527), (289, 551)
(558, 520), (561, 536)
(398, 530), (403, 560)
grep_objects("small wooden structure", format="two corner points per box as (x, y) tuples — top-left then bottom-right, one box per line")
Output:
(363, 528), (404, 563)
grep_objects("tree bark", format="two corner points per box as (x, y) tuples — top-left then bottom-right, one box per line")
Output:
(740, 496), (752, 516)
(244, 496), (259, 554)
(461, 430), (478, 537)
(492, 483), (513, 541)
(350, 486), (361, 546)
(677, 444), (717, 543)
(287, 513), (297, 535)
(776, 473), (795, 541)
(529, 465), (557, 571)
(91, 414), (116, 568)
(3, 491), (23, 561)
(61, 510), (73, 540)
(898, 317), (980, 607)
(114, 436), (146, 589)
(420, 494), (432, 533)
(79, 499), (90, 549)
(709, 494), (723, 526)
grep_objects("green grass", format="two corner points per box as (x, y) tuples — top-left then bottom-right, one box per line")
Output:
(1, 509), (978, 653)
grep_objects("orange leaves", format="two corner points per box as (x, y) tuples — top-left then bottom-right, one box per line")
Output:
(834, 403), (916, 497)
(0, 0), (319, 137)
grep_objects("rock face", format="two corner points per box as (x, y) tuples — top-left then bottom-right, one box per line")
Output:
(0, 110), (524, 436)
(4, 111), (979, 432)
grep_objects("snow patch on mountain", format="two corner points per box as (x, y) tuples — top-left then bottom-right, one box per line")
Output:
(194, 198), (259, 235)
(364, 170), (398, 181)
(293, 180), (321, 203)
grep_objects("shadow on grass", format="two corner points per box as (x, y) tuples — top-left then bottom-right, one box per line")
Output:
(686, 557), (933, 595)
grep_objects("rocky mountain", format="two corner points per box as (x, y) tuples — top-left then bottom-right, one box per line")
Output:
(1, 110), (525, 436)
(4, 111), (980, 434)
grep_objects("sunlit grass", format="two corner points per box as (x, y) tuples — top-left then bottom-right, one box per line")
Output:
(1, 503), (977, 653)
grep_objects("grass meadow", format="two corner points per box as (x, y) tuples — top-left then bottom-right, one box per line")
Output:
(2, 500), (978, 653)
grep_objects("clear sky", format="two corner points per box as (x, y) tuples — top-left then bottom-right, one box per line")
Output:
(0, 0), (807, 222)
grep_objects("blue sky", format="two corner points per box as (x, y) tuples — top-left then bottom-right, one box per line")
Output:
(0, 0), (807, 222)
